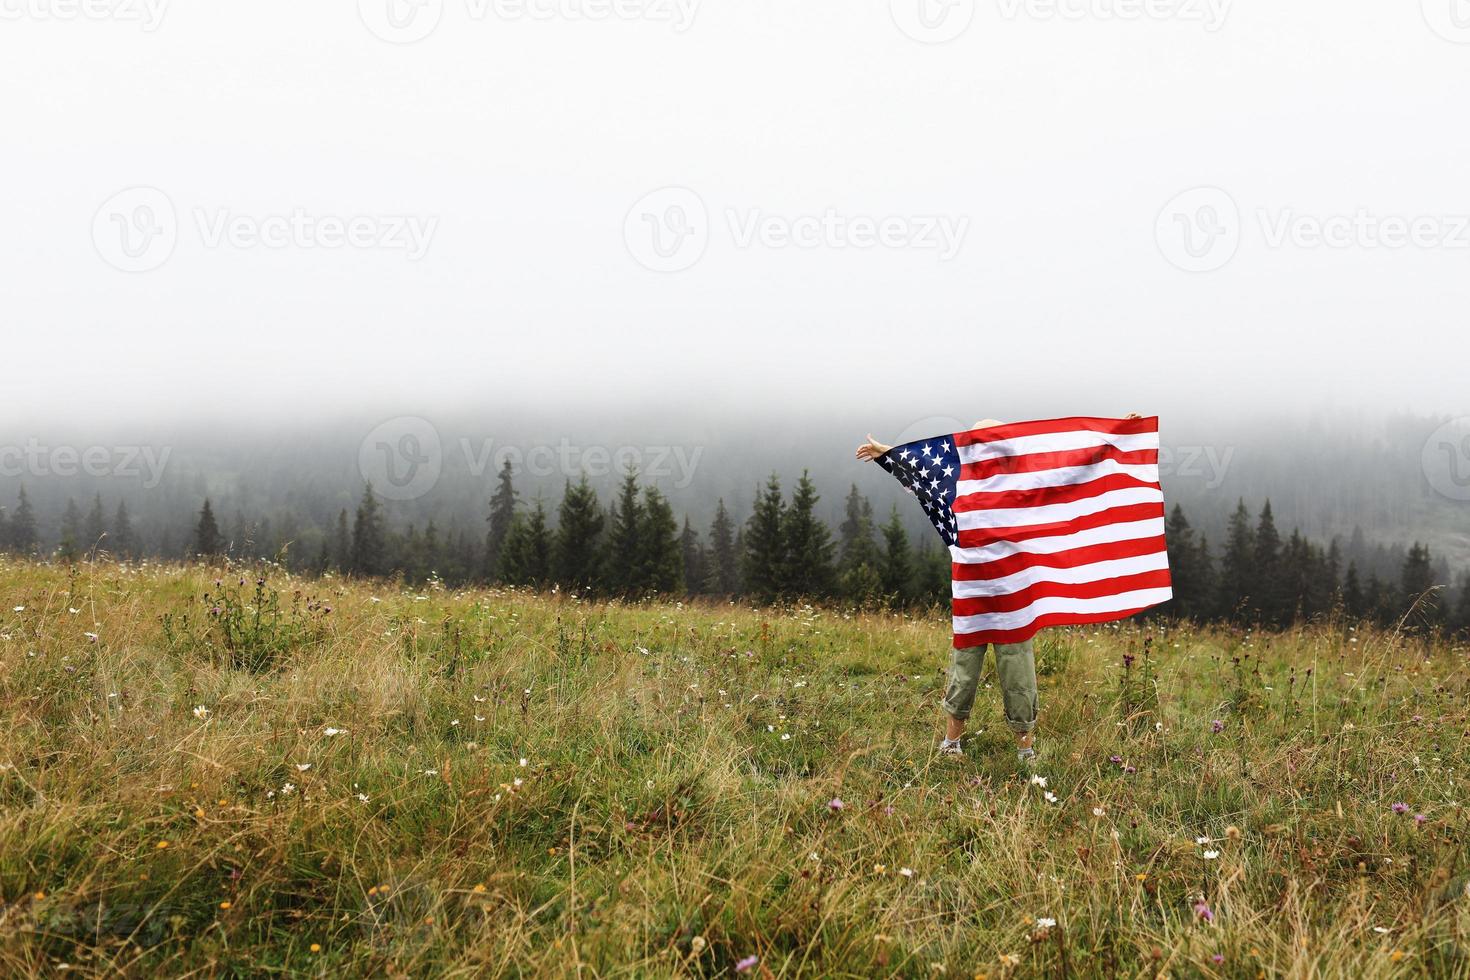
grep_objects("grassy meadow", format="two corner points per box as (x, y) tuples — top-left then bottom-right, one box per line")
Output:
(1, 558), (1467, 978)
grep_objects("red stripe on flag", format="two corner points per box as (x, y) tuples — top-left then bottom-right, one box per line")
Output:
(961, 445), (1157, 481)
(953, 604), (1162, 648)
(954, 416), (1157, 447)
(953, 472), (1157, 512)
(952, 569), (1174, 616)
(951, 534), (1168, 581)
(956, 501), (1166, 548)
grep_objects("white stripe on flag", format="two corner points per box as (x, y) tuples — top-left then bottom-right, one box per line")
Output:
(949, 516), (1166, 566)
(957, 429), (1159, 465)
(953, 587), (1176, 634)
(956, 460), (1159, 497)
(951, 549), (1170, 599)
(956, 486), (1164, 531)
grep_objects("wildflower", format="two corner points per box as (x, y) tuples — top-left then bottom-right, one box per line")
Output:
(998, 954), (1020, 967)
(1211, 719), (1224, 734)
(1044, 791), (1058, 804)
(219, 901), (231, 909)
(1414, 813), (1427, 825)
(324, 727), (345, 736)
(873, 863), (886, 874)
(1109, 755), (1123, 764)
(735, 955), (759, 973)
(85, 632), (98, 642)
(1391, 802), (1410, 814)
(1092, 807), (1106, 816)
(1211, 953), (1224, 964)
(1202, 850), (1220, 860)
(1224, 825), (1241, 840)
(12, 606), (23, 612)
(1028, 774), (1048, 788)
(472, 883), (487, 893)
(1035, 917), (1056, 929)
(296, 763), (311, 771)
(155, 841), (169, 849)
(1194, 901), (1214, 923)
(357, 793), (370, 803)
(781, 733), (791, 741)
(1196, 836), (1210, 845)
(519, 758), (528, 767)
(310, 943), (321, 953)
(1390, 949), (1406, 961)
(192, 705), (211, 720)
(900, 867), (915, 878)
(828, 797), (845, 812)
(690, 935), (706, 954)
(281, 782), (296, 794)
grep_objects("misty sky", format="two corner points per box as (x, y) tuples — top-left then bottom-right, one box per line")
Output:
(4, 0), (1469, 437)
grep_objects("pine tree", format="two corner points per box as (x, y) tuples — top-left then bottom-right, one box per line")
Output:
(878, 506), (912, 606)
(1399, 542), (1439, 627)
(1452, 571), (1470, 637)
(500, 498), (552, 587)
(679, 517), (707, 595)
(1216, 499), (1254, 622)
(83, 493), (107, 554)
(705, 498), (739, 594)
(553, 477), (604, 592)
(742, 475), (786, 603)
(59, 498), (83, 562)
(914, 541), (950, 606)
(602, 470), (645, 596)
(637, 487), (683, 595)
(782, 471), (835, 598)
(194, 499), (222, 557)
(10, 487), (37, 555)
(350, 483), (387, 577)
(331, 509), (351, 571)
(1253, 500), (1284, 625)
(113, 500), (137, 558)
(0, 505), (9, 551)
(484, 459), (518, 581)
(838, 484), (880, 570)
(1165, 504), (1205, 619)
(1343, 562), (1366, 620)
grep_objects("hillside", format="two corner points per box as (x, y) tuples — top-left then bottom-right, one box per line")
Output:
(1, 560), (1467, 977)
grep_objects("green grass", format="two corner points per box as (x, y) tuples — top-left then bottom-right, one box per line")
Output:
(0, 558), (1467, 977)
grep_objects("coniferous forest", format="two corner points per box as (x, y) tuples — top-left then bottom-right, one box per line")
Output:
(2, 467), (1465, 636)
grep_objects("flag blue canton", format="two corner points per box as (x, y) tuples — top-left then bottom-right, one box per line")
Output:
(876, 436), (961, 546)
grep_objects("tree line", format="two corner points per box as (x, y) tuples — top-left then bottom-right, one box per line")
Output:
(2, 475), (1467, 634)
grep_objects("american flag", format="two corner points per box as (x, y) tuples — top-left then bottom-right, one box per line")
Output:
(877, 416), (1172, 647)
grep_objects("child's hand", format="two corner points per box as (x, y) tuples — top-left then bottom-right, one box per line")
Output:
(855, 434), (891, 461)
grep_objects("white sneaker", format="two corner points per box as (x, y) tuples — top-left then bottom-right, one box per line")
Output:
(938, 738), (964, 757)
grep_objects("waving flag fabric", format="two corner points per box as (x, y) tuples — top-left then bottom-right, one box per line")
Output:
(877, 416), (1172, 647)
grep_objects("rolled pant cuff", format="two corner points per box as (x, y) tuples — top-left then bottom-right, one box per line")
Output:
(1006, 720), (1035, 734)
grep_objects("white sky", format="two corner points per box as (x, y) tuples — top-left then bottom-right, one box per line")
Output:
(3, 0), (1469, 434)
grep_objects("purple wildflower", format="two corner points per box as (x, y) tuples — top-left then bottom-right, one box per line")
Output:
(1414, 813), (1427, 825)
(1210, 719), (1225, 734)
(828, 798), (844, 812)
(1123, 765), (1137, 775)
(1391, 802), (1410, 814)
(1194, 901), (1214, 923)
(735, 955), (759, 973)
(1211, 953), (1224, 963)
(1109, 755), (1123, 764)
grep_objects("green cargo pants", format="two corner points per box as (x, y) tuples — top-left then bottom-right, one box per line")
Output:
(941, 640), (1037, 734)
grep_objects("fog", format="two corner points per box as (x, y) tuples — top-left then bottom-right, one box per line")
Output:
(3, 0), (1469, 434)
